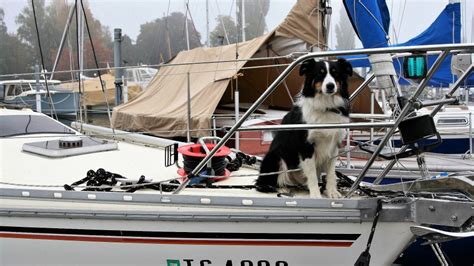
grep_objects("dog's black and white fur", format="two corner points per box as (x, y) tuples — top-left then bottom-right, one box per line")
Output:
(256, 58), (352, 198)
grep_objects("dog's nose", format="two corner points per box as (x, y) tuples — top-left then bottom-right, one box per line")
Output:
(326, 83), (335, 93)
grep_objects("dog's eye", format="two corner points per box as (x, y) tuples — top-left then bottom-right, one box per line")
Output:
(330, 68), (336, 73)
(320, 69), (325, 73)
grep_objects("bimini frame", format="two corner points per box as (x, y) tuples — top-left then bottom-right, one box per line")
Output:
(175, 43), (474, 195)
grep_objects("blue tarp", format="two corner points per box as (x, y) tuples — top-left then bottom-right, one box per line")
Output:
(342, 1), (473, 87)
(343, 0), (391, 49)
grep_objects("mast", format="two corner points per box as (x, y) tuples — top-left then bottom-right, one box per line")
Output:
(206, 0), (209, 47)
(184, 0), (190, 50)
(34, 64), (42, 113)
(343, 0), (401, 114)
(241, 0), (246, 42)
(114, 28), (123, 106)
(50, 5), (75, 80)
(78, 3), (84, 80)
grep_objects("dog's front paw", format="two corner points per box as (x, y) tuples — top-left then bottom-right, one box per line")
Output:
(309, 190), (322, 198)
(324, 187), (342, 198)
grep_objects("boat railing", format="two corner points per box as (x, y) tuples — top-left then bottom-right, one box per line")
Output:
(173, 43), (474, 195)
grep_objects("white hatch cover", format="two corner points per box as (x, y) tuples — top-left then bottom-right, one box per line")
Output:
(22, 136), (118, 158)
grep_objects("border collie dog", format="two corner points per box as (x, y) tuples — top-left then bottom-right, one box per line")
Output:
(256, 58), (352, 198)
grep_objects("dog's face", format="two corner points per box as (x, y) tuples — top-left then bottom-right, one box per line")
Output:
(299, 58), (352, 99)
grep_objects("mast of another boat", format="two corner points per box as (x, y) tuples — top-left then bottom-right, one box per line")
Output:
(114, 28), (123, 106)
(241, 0), (246, 42)
(34, 64), (42, 113)
(49, 5), (75, 81)
(184, 0), (190, 50)
(206, 0), (209, 47)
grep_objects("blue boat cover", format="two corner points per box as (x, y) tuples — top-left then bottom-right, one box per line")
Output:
(342, 1), (473, 86)
(343, 0), (391, 49)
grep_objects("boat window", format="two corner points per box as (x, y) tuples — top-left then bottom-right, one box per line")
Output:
(139, 69), (153, 80)
(126, 70), (135, 82)
(437, 117), (468, 126)
(0, 115), (75, 137)
(0, 85), (4, 99)
(7, 85), (18, 96)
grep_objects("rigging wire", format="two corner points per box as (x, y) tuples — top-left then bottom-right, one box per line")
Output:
(388, 0), (399, 44)
(396, 0), (407, 41)
(185, 1), (201, 46)
(79, 0), (115, 134)
(30, 0), (59, 121)
(182, 0), (191, 50)
(215, 0), (231, 45)
(74, 0), (84, 125)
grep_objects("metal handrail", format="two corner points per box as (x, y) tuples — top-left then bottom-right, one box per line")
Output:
(173, 43), (474, 195)
(235, 122), (395, 132)
(373, 62), (474, 185)
(346, 49), (451, 196)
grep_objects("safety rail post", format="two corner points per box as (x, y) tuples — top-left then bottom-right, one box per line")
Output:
(34, 64), (42, 113)
(469, 112), (473, 158)
(186, 72), (192, 143)
(346, 129), (351, 169)
(212, 115), (217, 137)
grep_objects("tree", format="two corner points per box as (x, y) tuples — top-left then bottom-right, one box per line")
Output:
(0, 8), (34, 77)
(15, 0), (112, 78)
(16, 0), (60, 71)
(135, 12), (201, 64)
(0, 8), (6, 33)
(236, 0), (270, 41)
(121, 34), (137, 66)
(209, 15), (238, 47)
(335, 7), (355, 50)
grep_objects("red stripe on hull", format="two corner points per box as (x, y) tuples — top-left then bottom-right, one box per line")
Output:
(0, 233), (354, 247)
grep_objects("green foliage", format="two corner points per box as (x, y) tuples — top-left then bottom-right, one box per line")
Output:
(121, 34), (137, 66)
(209, 0), (269, 47)
(135, 12), (201, 64)
(236, 0), (269, 41)
(0, 8), (7, 34)
(11, 0), (112, 79)
(15, 0), (59, 70)
(0, 8), (34, 77)
(209, 15), (238, 47)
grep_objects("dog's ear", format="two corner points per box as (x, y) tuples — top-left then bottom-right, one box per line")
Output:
(299, 59), (316, 76)
(337, 58), (353, 77)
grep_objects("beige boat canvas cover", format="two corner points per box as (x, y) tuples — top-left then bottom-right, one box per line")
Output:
(112, 0), (331, 137)
(63, 74), (142, 106)
(112, 35), (272, 137)
(275, 0), (326, 48)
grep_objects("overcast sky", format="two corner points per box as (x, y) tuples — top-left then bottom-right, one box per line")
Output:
(1, 0), (472, 48)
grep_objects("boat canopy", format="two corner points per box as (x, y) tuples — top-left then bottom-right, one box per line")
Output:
(111, 0), (338, 138)
(62, 74), (143, 106)
(112, 0), (381, 138)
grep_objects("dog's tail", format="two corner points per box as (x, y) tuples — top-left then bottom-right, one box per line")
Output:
(256, 150), (281, 192)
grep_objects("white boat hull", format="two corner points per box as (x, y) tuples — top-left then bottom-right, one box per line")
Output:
(0, 206), (413, 266)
